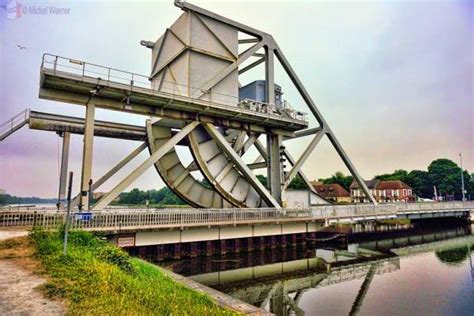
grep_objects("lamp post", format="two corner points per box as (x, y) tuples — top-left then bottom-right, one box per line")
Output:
(459, 152), (466, 202)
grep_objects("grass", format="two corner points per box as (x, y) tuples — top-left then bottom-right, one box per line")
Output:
(20, 228), (239, 316)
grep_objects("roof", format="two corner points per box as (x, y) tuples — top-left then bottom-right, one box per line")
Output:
(349, 179), (412, 191)
(312, 183), (350, 198)
(350, 179), (380, 190)
(376, 180), (412, 190)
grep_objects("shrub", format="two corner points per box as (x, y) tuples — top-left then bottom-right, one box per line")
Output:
(97, 244), (133, 273)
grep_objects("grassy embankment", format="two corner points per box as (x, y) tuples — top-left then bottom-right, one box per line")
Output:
(0, 229), (239, 315)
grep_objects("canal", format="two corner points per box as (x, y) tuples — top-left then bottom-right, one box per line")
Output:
(154, 221), (473, 315)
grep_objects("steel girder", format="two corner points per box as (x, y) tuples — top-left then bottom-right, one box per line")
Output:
(172, 0), (377, 205)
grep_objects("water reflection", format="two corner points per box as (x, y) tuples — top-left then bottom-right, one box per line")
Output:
(435, 245), (472, 266)
(159, 224), (474, 315)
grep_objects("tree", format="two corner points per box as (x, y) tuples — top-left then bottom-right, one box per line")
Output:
(468, 173), (474, 199)
(320, 171), (353, 191)
(256, 175), (268, 188)
(404, 170), (432, 199)
(375, 169), (408, 182)
(119, 188), (147, 205)
(118, 187), (185, 206)
(428, 159), (463, 199)
(288, 176), (307, 189)
(255, 174), (307, 190)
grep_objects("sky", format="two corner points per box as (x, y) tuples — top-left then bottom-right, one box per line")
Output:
(0, 0), (473, 198)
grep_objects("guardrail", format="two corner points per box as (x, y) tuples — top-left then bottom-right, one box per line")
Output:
(41, 54), (307, 123)
(0, 208), (312, 230)
(0, 109), (30, 141)
(1, 202), (473, 230)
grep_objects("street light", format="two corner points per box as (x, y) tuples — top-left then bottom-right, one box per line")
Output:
(459, 152), (466, 202)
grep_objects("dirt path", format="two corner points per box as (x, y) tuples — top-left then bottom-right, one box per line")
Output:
(0, 230), (65, 315)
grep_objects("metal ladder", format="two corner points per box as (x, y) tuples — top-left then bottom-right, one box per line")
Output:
(0, 109), (30, 141)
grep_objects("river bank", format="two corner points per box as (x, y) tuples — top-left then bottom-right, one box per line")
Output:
(0, 229), (250, 315)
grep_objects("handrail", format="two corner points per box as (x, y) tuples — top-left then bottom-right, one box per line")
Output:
(40, 53), (308, 123)
(0, 109), (30, 141)
(1, 201), (472, 230)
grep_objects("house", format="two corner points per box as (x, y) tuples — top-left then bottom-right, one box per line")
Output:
(350, 179), (380, 203)
(375, 180), (414, 203)
(350, 179), (414, 203)
(312, 183), (351, 203)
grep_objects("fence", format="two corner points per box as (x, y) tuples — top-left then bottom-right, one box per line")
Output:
(1, 202), (473, 231)
(0, 109), (30, 141)
(41, 54), (307, 123)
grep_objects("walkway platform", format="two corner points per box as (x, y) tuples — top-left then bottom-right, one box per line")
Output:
(39, 54), (308, 134)
(1, 202), (472, 249)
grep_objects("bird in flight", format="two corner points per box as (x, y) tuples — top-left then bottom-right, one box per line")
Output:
(17, 45), (27, 50)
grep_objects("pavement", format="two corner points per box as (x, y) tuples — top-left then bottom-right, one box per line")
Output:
(0, 230), (65, 315)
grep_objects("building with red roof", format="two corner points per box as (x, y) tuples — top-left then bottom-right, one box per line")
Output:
(312, 183), (351, 203)
(350, 179), (414, 203)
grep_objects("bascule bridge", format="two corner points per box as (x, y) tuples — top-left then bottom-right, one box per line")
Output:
(5, 0), (375, 210)
(1, 1), (473, 255)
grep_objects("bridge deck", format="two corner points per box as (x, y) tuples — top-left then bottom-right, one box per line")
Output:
(1, 202), (472, 232)
(39, 54), (307, 134)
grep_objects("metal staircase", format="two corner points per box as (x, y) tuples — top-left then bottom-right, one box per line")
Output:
(0, 109), (30, 141)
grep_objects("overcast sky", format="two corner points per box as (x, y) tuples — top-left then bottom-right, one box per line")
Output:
(0, 0), (472, 198)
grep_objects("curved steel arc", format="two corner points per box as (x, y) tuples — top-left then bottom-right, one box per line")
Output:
(147, 120), (231, 208)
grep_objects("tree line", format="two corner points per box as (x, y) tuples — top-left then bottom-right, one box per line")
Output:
(318, 158), (474, 200)
(2, 157), (472, 206)
(117, 175), (308, 206)
(0, 191), (56, 206)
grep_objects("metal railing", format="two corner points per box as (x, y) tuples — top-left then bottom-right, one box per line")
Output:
(0, 109), (30, 141)
(0, 208), (312, 230)
(41, 54), (308, 123)
(1, 202), (472, 230)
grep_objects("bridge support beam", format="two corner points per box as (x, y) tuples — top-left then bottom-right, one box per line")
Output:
(267, 134), (283, 205)
(79, 104), (95, 210)
(92, 121), (199, 210)
(71, 142), (147, 208)
(57, 132), (70, 209)
(265, 45), (283, 206)
(203, 123), (281, 209)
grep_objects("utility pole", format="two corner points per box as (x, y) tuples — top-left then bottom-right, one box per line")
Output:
(459, 152), (466, 202)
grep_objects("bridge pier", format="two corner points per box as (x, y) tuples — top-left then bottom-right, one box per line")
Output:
(234, 239), (242, 253)
(173, 244), (181, 260)
(219, 240), (227, 255)
(205, 241), (214, 257)
(156, 244), (164, 261)
(57, 131), (70, 209)
(190, 242), (199, 258)
(79, 103), (95, 210)
(246, 238), (254, 252)
(290, 234), (297, 247)
(258, 236), (266, 251)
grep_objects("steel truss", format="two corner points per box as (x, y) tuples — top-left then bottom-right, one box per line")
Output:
(7, 0), (376, 210)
